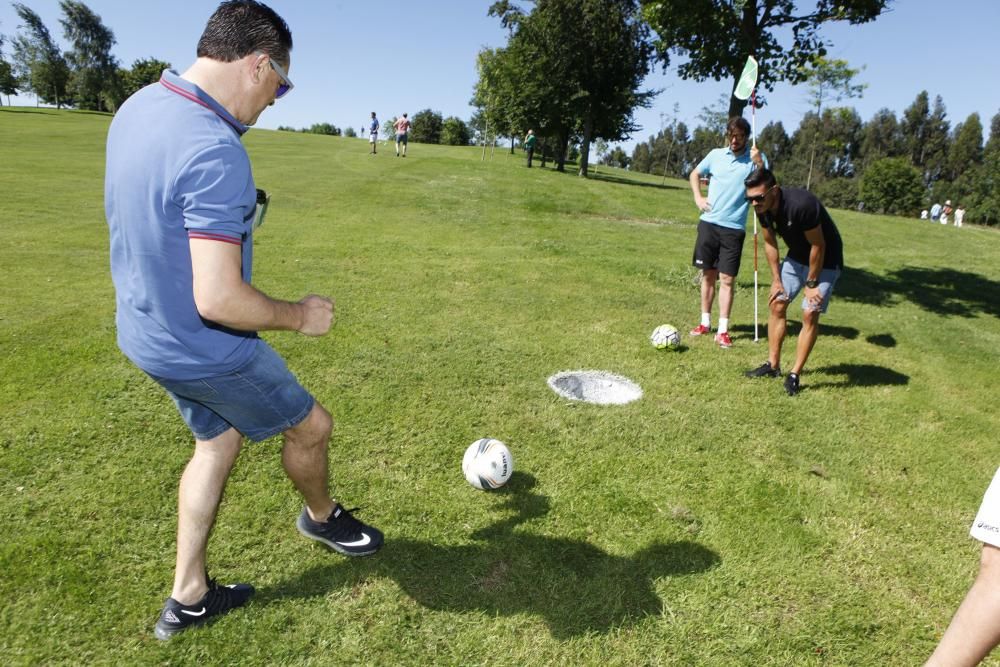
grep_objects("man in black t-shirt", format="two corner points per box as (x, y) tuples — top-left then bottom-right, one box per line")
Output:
(742, 168), (844, 396)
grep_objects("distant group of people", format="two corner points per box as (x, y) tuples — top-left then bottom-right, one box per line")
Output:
(366, 111), (410, 157)
(921, 200), (966, 227)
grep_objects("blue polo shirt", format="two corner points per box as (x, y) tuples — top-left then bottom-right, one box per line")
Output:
(105, 70), (259, 380)
(694, 146), (767, 231)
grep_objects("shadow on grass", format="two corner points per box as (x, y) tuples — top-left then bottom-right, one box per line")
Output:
(259, 473), (719, 638)
(836, 266), (1000, 319)
(588, 172), (682, 191)
(730, 322), (860, 341)
(0, 107), (52, 115)
(806, 363), (909, 390)
(888, 267), (1000, 318)
(866, 333), (897, 348)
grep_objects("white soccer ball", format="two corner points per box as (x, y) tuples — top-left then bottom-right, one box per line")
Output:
(650, 324), (680, 350)
(462, 438), (514, 490)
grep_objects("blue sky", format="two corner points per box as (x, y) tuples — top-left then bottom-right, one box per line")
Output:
(2, 0), (998, 152)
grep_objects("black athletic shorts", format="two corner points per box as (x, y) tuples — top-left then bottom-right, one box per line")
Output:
(691, 219), (746, 276)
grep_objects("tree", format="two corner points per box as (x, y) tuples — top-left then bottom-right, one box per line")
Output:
(410, 109), (443, 144)
(11, 3), (70, 107)
(859, 157), (923, 215)
(0, 60), (18, 105)
(800, 56), (866, 189)
(640, 0), (889, 118)
(757, 121), (791, 167)
(859, 108), (904, 170)
(307, 122), (340, 136)
(900, 91), (950, 187)
(119, 57), (170, 101)
(59, 0), (120, 111)
(485, 0), (656, 175)
(344, 126), (357, 138)
(603, 146), (631, 169)
(441, 116), (471, 145)
(471, 47), (522, 152)
(946, 112), (983, 182)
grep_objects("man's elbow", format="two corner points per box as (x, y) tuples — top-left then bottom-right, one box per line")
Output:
(192, 283), (233, 323)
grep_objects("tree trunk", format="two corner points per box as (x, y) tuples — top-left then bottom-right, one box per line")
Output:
(578, 115), (592, 178)
(555, 132), (568, 172)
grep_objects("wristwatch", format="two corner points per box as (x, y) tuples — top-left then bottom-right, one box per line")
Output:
(805, 278), (819, 289)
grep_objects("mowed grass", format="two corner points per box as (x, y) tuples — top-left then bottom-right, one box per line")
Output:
(2, 106), (1000, 665)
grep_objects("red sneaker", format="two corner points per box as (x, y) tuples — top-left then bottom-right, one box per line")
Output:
(715, 332), (733, 348)
(689, 324), (711, 336)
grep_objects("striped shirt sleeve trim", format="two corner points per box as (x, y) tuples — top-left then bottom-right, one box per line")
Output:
(188, 230), (242, 246)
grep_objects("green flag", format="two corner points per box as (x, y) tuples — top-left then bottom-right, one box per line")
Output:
(733, 56), (758, 101)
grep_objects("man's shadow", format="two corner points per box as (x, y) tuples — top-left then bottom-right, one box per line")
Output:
(260, 473), (719, 638)
(806, 363), (909, 390)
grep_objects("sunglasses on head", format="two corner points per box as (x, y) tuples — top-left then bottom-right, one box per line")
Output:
(255, 51), (294, 99)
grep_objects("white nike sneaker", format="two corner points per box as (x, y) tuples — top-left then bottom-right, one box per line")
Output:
(296, 504), (384, 557)
(154, 578), (254, 640)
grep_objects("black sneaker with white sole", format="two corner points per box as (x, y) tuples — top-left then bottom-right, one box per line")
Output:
(154, 578), (254, 640)
(784, 372), (801, 396)
(296, 504), (384, 557)
(744, 361), (781, 378)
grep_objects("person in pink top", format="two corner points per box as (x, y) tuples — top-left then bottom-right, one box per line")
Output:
(394, 113), (410, 157)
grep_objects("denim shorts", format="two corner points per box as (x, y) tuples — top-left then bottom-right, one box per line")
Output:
(149, 341), (314, 442)
(779, 257), (841, 313)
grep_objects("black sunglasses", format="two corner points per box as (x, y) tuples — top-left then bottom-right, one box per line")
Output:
(745, 185), (776, 203)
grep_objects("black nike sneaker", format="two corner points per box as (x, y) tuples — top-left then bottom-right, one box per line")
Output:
(154, 578), (254, 640)
(784, 372), (801, 396)
(296, 504), (384, 557)
(744, 361), (781, 378)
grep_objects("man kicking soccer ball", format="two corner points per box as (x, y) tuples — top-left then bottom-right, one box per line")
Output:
(741, 168), (843, 396)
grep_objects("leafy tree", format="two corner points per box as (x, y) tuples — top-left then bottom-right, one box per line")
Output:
(486, 0), (655, 176)
(799, 56), (866, 189)
(962, 112), (1000, 226)
(59, 0), (120, 111)
(859, 108), (905, 170)
(859, 157), (923, 215)
(343, 126), (357, 138)
(900, 91), (950, 187)
(11, 3), (70, 107)
(629, 141), (651, 172)
(307, 122), (340, 136)
(382, 116), (397, 141)
(946, 112), (983, 182)
(603, 146), (631, 169)
(0, 60), (18, 104)
(640, 0), (889, 118)
(471, 47), (522, 151)
(410, 109), (443, 144)
(121, 57), (170, 100)
(757, 121), (791, 166)
(441, 116), (471, 145)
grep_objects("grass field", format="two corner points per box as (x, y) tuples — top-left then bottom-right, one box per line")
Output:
(3, 106), (1000, 665)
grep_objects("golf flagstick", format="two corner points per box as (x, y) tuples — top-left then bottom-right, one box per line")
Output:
(751, 89), (759, 343)
(733, 55), (760, 342)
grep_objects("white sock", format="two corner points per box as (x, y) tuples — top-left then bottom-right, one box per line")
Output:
(718, 317), (729, 334)
(701, 313), (711, 328)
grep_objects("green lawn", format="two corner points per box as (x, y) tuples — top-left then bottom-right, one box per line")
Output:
(3, 107), (1000, 665)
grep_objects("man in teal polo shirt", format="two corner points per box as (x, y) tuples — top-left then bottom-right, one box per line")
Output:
(687, 117), (766, 348)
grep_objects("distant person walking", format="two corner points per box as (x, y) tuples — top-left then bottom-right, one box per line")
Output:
(524, 129), (536, 168)
(931, 202), (942, 222)
(742, 168), (844, 396)
(394, 113), (410, 157)
(941, 200), (953, 225)
(105, 0), (383, 641)
(687, 116), (766, 348)
(955, 204), (966, 228)
(926, 469), (1000, 667)
(368, 111), (379, 154)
